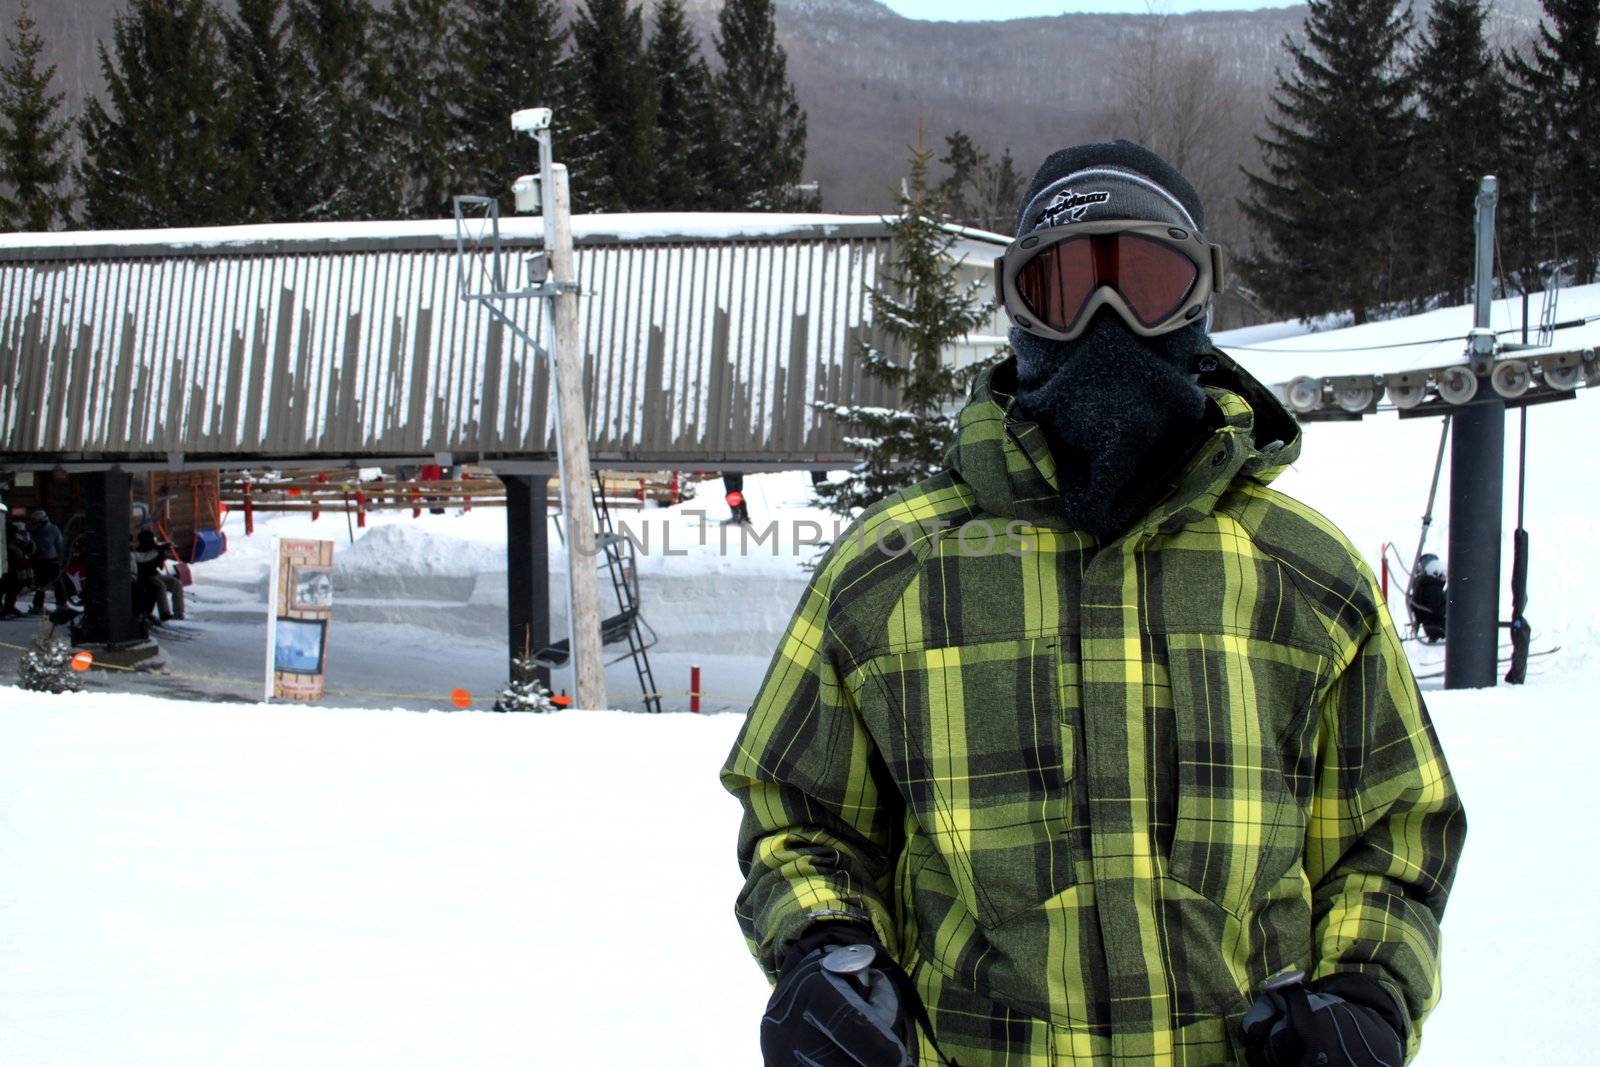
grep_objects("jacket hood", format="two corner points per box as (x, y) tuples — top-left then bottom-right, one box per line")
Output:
(946, 348), (1301, 535)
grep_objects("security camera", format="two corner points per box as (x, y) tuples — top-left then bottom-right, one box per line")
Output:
(510, 108), (552, 133)
(512, 174), (542, 214)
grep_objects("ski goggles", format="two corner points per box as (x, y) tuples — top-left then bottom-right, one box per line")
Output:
(994, 219), (1226, 342)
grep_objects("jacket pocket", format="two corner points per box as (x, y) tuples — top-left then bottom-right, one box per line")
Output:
(871, 636), (1077, 930)
(1163, 635), (1308, 918)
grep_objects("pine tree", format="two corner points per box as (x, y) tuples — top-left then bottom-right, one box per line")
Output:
(1505, 0), (1600, 285)
(455, 0), (568, 212)
(712, 0), (813, 211)
(814, 137), (997, 516)
(1241, 0), (1418, 323)
(371, 0), (467, 219)
(936, 131), (1025, 235)
(567, 0), (657, 213)
(0, 0), (74, 231)
(17, 632), (81, 693)
(1411, 0), (1505, 305)
(494, 654), (558, 712)
(223, 0), (316, 223)
(288, 0), (384, 220)
(649, 0), (717, 210)
(79, 0), (243, 229)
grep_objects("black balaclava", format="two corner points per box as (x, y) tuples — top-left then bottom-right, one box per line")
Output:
(1009, 140), (1217, 541)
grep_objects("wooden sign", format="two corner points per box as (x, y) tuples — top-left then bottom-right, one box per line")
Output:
(265, 538), (335, 702)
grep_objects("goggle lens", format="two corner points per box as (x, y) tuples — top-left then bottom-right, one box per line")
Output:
(1015, 233), (1199, 333)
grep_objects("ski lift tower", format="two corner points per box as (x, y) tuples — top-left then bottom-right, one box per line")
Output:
(453, 108), (607, 712)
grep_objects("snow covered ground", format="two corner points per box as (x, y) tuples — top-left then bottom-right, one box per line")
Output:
(3, 308), (1599, 1062)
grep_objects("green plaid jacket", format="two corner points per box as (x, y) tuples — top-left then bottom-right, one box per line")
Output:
(723, 352), (1464, 1066)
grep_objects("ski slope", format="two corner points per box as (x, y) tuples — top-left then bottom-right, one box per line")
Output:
(4, 298), (1600, 1064)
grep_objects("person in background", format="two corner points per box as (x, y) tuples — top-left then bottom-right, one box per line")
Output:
(26, 508), (66, 615)
(1, 519), (34, 618)
(1410, 553), (1447, 643)
(725, 142), (1463, 1067)
(723, 472), (751, 525)
(132, 529), (185, 623)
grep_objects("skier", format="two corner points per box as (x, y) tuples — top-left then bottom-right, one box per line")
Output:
(1410, 554), (1447, 643)
(132, 529), (185, 623)
(26, 508), (67, 615)
(724, 142), (1463, 1067)
(1, 518), (34, 618)
(723, 472), (752, 525)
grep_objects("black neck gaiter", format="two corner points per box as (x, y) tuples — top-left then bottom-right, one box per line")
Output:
(1011, 312), (1215, 542)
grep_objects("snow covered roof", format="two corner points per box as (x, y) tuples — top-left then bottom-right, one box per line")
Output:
(1, 216), (918, 466)
(0, 213), (907, 260)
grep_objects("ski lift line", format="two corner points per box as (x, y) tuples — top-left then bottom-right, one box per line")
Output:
(1221, 312), (1600, 356)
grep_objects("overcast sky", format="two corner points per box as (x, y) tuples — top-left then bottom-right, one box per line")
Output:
(880, 0), (1303, 17)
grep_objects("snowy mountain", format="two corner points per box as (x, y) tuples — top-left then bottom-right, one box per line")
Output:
(0, 0), (1552, 212)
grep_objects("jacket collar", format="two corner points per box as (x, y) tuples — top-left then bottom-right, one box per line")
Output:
(946, 349), (1300, 540)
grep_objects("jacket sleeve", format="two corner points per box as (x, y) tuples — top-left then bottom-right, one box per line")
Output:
(1304, 582), (1466, 1059)
(720, 555), (900, 981)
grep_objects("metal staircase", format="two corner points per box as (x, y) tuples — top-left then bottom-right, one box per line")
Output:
(535, 472), (662, 713)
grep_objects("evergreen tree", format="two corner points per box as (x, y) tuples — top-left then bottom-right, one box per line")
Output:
(223, 0), (316, 223)
(1505, 0), (1600, 285)
(815, 138), (997, 516)
(495, 654), (558, 712)
(1241, 0), (1418, 323)
(288, 0), (384, 220)
(455, 0), (568, 211)
(712, 0), (813, 211)
(0, 0), (74, 231)
(17, 632), (81, 693)
(649, 0), (717, 210)
(79, 0), (243, 229)
(567, 0), (657, 213)
(936, 131), (1025, 234)
(372, 0), (467, 219)
(1412, 0), (1505, 305)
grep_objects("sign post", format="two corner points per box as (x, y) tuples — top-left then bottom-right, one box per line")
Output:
(265, 537), (336, 702)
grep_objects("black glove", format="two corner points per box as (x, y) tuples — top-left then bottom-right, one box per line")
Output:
(1240, 971), (1406, 1067)
(760, 922), (917, 1067)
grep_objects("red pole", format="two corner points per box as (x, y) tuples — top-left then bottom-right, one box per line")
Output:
(243, 477), (254, 536)
(670, 470), (681, 506)
(690, 664), (701, 714)
(356, 490), (367, 528)
(412, 485), (421, 520)
(312, 471), (327, 522)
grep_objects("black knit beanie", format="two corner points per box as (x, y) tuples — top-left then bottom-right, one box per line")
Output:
(1008, 140), (1216, 542)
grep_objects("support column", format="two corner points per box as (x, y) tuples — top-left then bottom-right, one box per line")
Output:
(505, 474), (552, 689)
(1444, 397), (1504, 689)
(79, 469), (140, 645)
(1446, 174), (1505, 690)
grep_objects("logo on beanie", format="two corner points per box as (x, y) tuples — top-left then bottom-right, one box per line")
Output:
(1038, 189), (1111, 228)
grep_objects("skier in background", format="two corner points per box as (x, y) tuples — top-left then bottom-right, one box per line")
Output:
(723, 472), (752, 525)
(725, 142), (1463, 1067)
(1, 519), (34, 618)
(26, 509), (67, 615)
(132, 529), (185, 623)
(1410, 553), (1447, 643)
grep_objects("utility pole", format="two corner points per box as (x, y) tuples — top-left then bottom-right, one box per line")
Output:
(546, 162), (607, 711)
(1445, 175), (1504, 689)
(455, 109), (608, 711)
